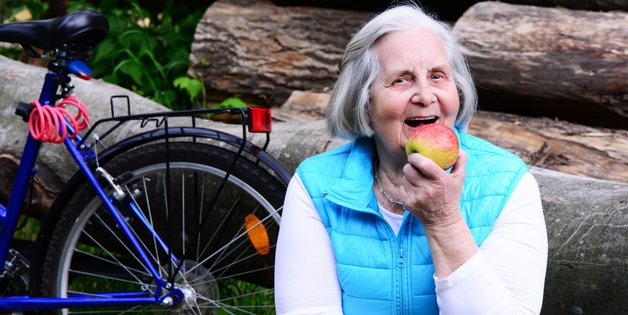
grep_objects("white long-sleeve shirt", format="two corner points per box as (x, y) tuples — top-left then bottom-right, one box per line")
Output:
(275, 172), (548, 315)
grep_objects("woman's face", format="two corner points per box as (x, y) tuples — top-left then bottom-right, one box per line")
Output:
(371, 27), (460, 162)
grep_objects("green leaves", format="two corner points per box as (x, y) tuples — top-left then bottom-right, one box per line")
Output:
(214, 97), (248, 109)
(0, 0), (47, 22)
(82, 0), (205, 110)
(113, 59), (143, 85)
(173, 77), (204, 103)
(1, 0), (209, 111)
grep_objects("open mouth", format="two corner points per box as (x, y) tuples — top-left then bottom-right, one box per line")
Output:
(405, 116), (438, 128)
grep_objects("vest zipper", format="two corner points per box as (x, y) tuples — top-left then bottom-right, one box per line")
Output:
(396, 231), (406, 315)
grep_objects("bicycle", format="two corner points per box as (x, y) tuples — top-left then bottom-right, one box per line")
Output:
(0, 9), (290, 314)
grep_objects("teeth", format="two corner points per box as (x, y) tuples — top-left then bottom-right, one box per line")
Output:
(407, 116), (437, 122)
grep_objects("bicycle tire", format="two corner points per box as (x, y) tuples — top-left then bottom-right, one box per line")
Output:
(32, 141), (286, 314)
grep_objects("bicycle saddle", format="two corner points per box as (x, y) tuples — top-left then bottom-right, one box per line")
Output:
(0, 10), (108, 56)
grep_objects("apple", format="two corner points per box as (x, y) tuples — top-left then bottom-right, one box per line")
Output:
(405, 124), (459, 169)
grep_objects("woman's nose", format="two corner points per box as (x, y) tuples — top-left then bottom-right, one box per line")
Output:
(410, 83), (436, 106)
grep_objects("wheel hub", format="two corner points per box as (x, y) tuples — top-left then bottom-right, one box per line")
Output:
(170, 260), (219, 314)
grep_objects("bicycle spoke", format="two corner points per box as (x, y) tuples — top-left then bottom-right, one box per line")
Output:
(92, 210), (167, 276)
(205, 198), (257, 271)
(209, 206), (280, 273)
(209, 299), (260, 315)
(119, 305), (142, 314)
(185, 205), (281, 277)
(110, 194), (172, 279)
(141, 176), (163, 279)
(217, 265), (275, 284)
(80, 227), (147, 285)
(68, 307), (162, 314)
(161, 171), (173, 278)
(73, 248), (150, 278)
(201, 286), (274, 305)
(196, 176), (206, 260)
(181, 173), (186, 258)
(66, 267), (148, 289)
(196, 190), (246, 260)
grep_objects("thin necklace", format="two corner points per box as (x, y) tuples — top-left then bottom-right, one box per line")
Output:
(373, 167), (405, 209)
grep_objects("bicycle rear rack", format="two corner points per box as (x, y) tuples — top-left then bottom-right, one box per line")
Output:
(81, 94), (272, 150)
(73, 95), (290, 184)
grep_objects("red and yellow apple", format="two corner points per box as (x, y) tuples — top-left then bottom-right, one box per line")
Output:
(405, 124), (459, 169)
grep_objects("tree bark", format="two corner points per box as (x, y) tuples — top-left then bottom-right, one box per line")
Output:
(189, 0), (370, 106)
(532, 168), (627, 315)
(190, 0), (627, 129)
(470, 111), (628, 182)
(271, 0), (628, 21)
(453, 1), (628, 129)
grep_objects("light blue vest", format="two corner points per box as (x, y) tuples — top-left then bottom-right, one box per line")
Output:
(296, 131), (527, 314)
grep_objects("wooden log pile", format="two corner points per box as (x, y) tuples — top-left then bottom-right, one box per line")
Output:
(190, 0), (628, 129)
(453, 2), (628, 128)
(189, 0), (367, 106)
(189, 0), (628, 183)
(271, 0), (628, 21)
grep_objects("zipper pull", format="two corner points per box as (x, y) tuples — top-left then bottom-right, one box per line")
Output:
(397, 247), (405, 268)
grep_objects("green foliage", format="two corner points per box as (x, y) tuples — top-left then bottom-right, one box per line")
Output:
(13, 216), (40, 241)
(213, 97), (248, 109)
(173, 76), (205, 103)
(219, 279), (275, 315)
(0, 0), (251, 113)
(0, 0), (48, 59)
(0, 44), (19, 60)
(0, 0), (47, 21)
(0, 0), (205, 109)
(65, 0), (205, 109)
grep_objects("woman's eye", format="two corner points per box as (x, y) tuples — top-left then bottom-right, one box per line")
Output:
(393, 77), (409, 85)
(431, 71), (449, 81)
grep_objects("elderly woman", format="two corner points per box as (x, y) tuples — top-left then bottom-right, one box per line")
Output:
(275, 4), (548, 315)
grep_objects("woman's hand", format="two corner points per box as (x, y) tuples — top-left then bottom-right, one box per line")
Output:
(400, 149), (478, 278)
(400, 149), (467, 228)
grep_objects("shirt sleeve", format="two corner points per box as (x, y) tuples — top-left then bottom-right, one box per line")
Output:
(274, 173), (344, 315)
(435, 172), (548, 315)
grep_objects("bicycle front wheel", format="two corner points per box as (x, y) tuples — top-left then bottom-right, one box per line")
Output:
(33, 141), (286, 314)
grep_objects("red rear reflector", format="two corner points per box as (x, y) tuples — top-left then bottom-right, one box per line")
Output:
(248, 107), (272, 133)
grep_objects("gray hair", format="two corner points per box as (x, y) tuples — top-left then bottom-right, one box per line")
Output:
(327, 4), (477, 140)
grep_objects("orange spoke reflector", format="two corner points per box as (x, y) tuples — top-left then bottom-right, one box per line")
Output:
(244, 214), (270, 255)
(248, 107), (272, 133)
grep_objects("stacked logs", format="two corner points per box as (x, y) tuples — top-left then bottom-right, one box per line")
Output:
(189, 0), (628, 182)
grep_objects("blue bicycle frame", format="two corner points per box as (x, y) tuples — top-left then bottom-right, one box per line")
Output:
(0, 62), (184, 310)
